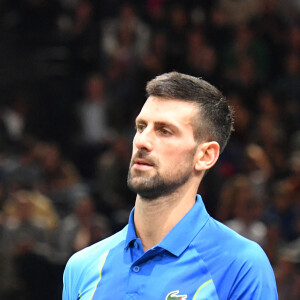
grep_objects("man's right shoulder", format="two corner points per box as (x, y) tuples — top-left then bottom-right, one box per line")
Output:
(65, 225), (128, 272)
(63, 226), (129, 299)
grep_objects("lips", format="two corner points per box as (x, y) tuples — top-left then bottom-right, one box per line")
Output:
(131, 156), (156, 171)
(134, 159), (153, 166)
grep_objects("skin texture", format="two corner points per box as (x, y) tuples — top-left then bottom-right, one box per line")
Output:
(128, 97), (198, 199)
(127, 96), (220, 251)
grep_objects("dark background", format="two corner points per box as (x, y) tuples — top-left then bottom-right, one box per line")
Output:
(0, 0), (299, 299)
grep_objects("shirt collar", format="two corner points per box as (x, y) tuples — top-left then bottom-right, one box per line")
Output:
(125, 208), (137, 249)
(125, 195), (210, 256)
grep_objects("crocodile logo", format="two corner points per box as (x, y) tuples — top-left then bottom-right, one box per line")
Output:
(166, 290), (187, 300)
(77, 291), (82, 300)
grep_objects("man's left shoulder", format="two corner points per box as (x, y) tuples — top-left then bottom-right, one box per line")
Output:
(227, 234), (278, 298)
(216, 219), (268, 262)
(193, 217), (278, 298)
(195, 216), (277, 281)
(201, 218), (278, 299)
(205, 218), (269, 263)
(232, 235), (272, 273)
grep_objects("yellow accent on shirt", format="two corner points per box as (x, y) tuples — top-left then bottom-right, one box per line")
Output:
(90, 250), (109, 300)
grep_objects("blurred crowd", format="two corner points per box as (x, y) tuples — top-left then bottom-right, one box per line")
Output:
(0, 0), (300, 299)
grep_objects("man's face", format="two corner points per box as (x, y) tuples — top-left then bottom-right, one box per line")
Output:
(127, 96), (199, 199)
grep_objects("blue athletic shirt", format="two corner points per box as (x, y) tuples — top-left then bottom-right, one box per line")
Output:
(63, 195), (278, 300)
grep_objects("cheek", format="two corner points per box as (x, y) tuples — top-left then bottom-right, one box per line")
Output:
(132, 138), (138, 152)
(131, 144), (136, 153)
(161, 147), (195, 165)
(176, 146), (197, 165)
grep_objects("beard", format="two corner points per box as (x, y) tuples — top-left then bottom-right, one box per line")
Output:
(127, 150), (195, 200)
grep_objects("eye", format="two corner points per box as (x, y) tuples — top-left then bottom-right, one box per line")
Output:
(136, 123), (146, 132)
(160, 128), (172, 136)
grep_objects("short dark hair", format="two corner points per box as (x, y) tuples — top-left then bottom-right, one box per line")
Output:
(146, 71), (234, 153)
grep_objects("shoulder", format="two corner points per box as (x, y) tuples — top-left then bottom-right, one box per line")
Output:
(227, 237), (278, 299)
(203, 217), (272, 268)
(67, 225), (127, 267)
(63, 226), (128, 291)
(197, 217), (278, 299)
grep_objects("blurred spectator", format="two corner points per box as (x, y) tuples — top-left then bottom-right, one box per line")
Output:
(217, 175), (267, 246)
(1, 0), (60, 36)
(68, 0), (101, 77)
(75, 73), (117, 177)
(275, 52), (300, 101)
(251, 0), (287, 79)
(0, 138), (42, 189)
(1, 189), (58, 299)
(227, 93), (253, 146)
(164, 2), (188, 71)
(99, 2), (151, 122)
(101, 2), (150, 67)
(140, 31), (168, 80)
(266, 180), (299, 242)
(275, 245), (300, 300)
(55, 196), (111, 262)
(76, 73), (115, 145)
(207, 4), (233, 54)
(218, 0), (261, 25)
(185, 28), (220, 84)
(104, 58), (139, 132)
(275, 52), (300, 136)
(145, 0), (167, 29)
(33, 142), (87, 217)
(223, 24), (270, 95)
(136, 31), (168, 109)
(245, 143), (273, 199)
(287, 23), (300, 53)
(0, 94), (28, 143)
(257, 89), (280, 119)
(3, 190), (59, 231)
(216, 93), (253, 178)
(96, 136), (134, 230)
(251, 115), (286, 155)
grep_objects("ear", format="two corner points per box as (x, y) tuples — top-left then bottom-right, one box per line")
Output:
(194, 141), (220, 172)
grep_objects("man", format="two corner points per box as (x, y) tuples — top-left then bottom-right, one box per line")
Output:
(63, 72), (278, 299)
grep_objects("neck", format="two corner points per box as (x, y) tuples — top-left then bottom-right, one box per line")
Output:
(133, 185), (198, 252)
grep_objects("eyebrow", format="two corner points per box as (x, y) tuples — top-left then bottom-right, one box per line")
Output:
(135, 118), (146, 124)
(154, 121), (176, 129)
(136, 118), (179, 131)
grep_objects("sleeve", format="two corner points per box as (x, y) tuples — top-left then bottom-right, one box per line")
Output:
(228, 242), (278, 300)
(62, 256), (79, 300)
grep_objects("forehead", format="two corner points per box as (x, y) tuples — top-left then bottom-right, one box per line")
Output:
(137, 96), (198, 125)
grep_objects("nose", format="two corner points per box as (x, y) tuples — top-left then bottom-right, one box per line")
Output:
(133, 128), (153, 152)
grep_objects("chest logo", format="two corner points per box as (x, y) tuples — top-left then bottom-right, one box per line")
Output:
(166, 290), (187, 300)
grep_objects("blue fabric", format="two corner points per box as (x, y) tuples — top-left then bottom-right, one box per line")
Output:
(63, 195), (278, 299)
